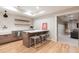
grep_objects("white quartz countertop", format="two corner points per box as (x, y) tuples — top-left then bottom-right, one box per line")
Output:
(23, 30), (48, 33)
(0, 30), (12, 35)
(0, 30), (48, 35)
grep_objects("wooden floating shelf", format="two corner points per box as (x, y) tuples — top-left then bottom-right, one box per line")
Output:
(15, 19), (31, 26)
(15, 24), (30, 26)
(15, 19), (30, 22)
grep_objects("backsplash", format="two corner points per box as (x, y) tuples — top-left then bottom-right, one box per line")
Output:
(0, 13), (32, 31)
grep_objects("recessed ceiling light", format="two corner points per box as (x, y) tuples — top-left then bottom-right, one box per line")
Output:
(24, 10), (33, 16)
(36, 6), (39, 10)
(38, 11), (45, 14)
(2, 6), (18, 12)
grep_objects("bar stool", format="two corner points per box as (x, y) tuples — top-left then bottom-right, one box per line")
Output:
(40, 34), (47, 43)
(30, 36), (40, 48)
(45, 33), (49, 38)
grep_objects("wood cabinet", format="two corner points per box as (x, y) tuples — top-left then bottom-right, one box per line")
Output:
(0, 31), (22, 44)
(0, 34), (13, 44)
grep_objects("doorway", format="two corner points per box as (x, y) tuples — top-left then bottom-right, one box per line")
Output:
(57, 13), (79, 47)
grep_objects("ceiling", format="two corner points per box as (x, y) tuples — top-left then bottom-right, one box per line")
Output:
(0, 6), (76, 18)
(58, 12), (79, 23)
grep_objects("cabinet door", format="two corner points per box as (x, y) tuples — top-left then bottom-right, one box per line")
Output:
(0, 35), (8, 44)
(0, 34), (13, 44)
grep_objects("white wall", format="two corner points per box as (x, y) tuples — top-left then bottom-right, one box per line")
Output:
(58, 24), (64, 35)
(0, 13), (32, 31)
(33, 15), (57, 41)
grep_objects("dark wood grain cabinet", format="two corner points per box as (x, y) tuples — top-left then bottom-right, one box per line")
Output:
(22, 30), (49, 48)
(0, 32), (22, 44)
(0, 34), (13, 44)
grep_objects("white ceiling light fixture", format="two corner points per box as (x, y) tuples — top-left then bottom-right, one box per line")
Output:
(24, 10), (33, 16)
(24, 10), (45, 16)
(32, 11), (45, 16)
(2, 6), (18, 12)
(36, 6), (39, 10)
(38, 10), (45, 14)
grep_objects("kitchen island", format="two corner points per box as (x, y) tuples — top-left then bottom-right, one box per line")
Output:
(22, 30), (49, 48)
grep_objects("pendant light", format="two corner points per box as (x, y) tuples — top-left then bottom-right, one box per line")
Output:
(3, 10), (8, 18)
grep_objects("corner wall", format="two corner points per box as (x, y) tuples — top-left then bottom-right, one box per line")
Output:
(33, 15), (57, 41)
